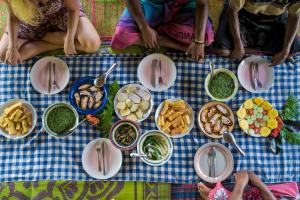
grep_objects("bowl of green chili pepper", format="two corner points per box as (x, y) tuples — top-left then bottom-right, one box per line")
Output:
(205, 68), (239, 102)
(42, 102), (79, 138)
(137, 130), (173, 166)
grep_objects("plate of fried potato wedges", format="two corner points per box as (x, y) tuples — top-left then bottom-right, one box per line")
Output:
(198, 102), (235, 139)
(155, 99), (194, 138)
(0, 99), (37, 139)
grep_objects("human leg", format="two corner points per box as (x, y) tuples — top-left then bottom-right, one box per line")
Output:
(0, 32), (28, 62)
(111, 0), (164, 49)
(248, 171), (276, 200)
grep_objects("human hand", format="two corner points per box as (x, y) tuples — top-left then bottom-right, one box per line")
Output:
(140, 25), (159, 49)
(64, 37), (77, 56)
(248, 171), (263, 188)
(230, 46), (245, 60)
(5, 47), (22, 65)
(234, 170), (249, 188)
(186, 42), (205, 62)
(271, 50), (289, 66)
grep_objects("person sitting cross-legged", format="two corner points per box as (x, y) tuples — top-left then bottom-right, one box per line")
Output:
(111, 0), (215, 62)
(213, 0), (300, 66)
(0, 0), (101, 66)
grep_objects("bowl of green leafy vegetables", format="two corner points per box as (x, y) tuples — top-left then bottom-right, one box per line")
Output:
(205, 68), (238, 102)
(137, 130), (173, 166)
(42, 102), (79, 138)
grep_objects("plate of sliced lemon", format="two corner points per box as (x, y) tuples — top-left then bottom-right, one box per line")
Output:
(237, 97), (282, 137)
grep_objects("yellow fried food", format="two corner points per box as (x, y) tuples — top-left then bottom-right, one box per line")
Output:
(243, 99), (254, 109)
(260, 127), (271, 137)
(253, 97), (264, 106)
(239, 119), (249, 130)
(261, 101), (272, 111)
(0, 102), (32, 135)
(4, 102), (22, 116)
(169, 100), (186, 109)
(158, 100), (191, 136)
(268, 109), (279, 119)
(237, 107), (246, 119)
(267, 119), (278, 129)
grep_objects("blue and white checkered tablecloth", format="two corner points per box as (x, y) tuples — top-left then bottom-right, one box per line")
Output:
(0, 53), (299, 184)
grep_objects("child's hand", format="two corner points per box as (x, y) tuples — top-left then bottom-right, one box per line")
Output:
(271, 50), (289, 66)
(5, 47), (22, 65)
(64, 38), (77, 56)
(186, 42), (205, 62)
(141, 25), (160, 49)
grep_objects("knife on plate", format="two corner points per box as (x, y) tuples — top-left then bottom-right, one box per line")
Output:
(249, 62), (257, 91)
(102, 141), (106, 175)
(48, 61), (52, 94)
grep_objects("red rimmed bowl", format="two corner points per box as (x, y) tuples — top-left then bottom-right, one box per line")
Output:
(109, 120), (141, 151)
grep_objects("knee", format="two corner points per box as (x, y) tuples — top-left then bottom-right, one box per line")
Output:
(0, 48), (7, 63)
(78, 36), (101, 53)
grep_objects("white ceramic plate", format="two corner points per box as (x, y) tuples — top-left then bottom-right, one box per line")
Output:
(238, 56), (274, 93)
(194, 142), (233, 183)
(155, 98), (194, 138)
(82, 138), (122, 179)
(30, 56), (70, 95)
(137, 53), (176, 92)
(114, 83), (153, 123)
(0, 99), (37, 140)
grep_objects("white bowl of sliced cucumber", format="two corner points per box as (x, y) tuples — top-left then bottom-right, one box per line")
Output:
(137, 130), (173, 166)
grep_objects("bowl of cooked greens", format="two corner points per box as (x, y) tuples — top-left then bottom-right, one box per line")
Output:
(137, 130), (173, 166)
(42, 102), (79, 138)
(110, 120), (141, 151)
(205, 68), (239, 102)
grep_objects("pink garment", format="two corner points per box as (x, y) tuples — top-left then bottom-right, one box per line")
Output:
(206, 181), (299, 200)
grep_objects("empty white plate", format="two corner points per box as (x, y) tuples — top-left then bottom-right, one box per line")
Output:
(238, 56), (274, 93)
(137, 53), (176, 92)
(82, 138), (122, 180)
(30, 56), (70, 95)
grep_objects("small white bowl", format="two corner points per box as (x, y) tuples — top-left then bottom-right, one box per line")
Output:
(114, 83), (153, 123)
(0, 99), (37, 140)
(155, 98), (194, 138)
(137, 130), (173, 166)
(205, 68), (239, 102)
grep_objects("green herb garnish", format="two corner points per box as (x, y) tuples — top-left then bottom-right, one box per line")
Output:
(96, 80), (119, 137)
(281, 93), (299, 121)
(47, 106), (76, 134)
(278, 92), (300, 144)
(208, 72), (235, 99)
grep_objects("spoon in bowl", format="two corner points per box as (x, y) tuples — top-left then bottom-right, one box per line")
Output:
(94, 62), (118, 87)
(209, 62), (215, 80)
(130, 153), (148, 158)
(66, 118), (87, 134)
(223, 131), (245, 156)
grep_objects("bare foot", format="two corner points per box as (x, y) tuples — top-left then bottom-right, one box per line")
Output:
(197, 182), (211, 200)
(248, 171), (263, 188)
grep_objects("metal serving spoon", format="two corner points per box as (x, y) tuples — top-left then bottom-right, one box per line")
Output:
(223, 131), (245, 156)
(209, 62), (215, 80)
(130, 153), (148, 158)
(94, 62), (118, 87)
(66, 118), (86, 134)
